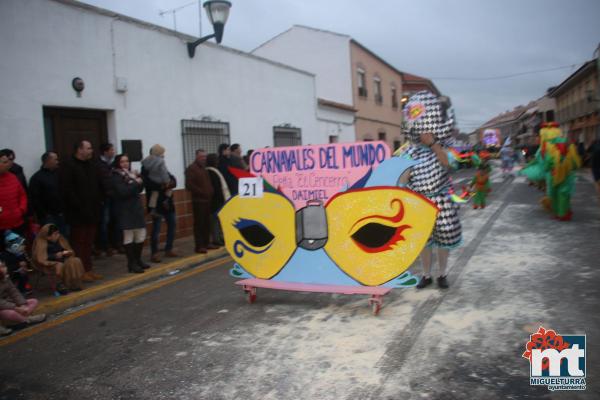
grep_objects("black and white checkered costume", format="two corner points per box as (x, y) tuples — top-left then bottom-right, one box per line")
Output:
(401, 91), (462, 249)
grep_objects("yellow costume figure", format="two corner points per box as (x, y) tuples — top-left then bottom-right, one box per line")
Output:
(520, 123), (581, 220)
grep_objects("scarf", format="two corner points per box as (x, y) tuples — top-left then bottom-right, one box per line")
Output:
(206, 167), (231, 201)
(114, 168), (139, 184)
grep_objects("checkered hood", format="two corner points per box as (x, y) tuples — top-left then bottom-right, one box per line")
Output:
(403, 91), (455, 146)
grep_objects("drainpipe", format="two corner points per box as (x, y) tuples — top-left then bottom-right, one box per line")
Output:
(595, 43), (600, 140)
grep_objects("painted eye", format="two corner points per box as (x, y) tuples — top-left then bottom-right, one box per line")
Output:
(234, 219), (274, 247)
(351, 222), (410, 253)
(219, 193), (296, 279)
(348, 199), (410, 253)
(351, 223), (400, 249)
(325, 189), (438, 286)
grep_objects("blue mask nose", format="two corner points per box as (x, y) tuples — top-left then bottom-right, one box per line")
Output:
(271, 248), (359, 286)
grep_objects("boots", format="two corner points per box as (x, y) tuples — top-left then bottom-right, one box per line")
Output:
(125, 243), (144, 274)
(134, 242), (150, 270)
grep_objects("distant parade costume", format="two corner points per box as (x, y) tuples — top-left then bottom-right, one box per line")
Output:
(399, 91), (462, 289)
(470, 161), (491, 209)
(500, 144), (515, 176)
(520, 122), (581, 221)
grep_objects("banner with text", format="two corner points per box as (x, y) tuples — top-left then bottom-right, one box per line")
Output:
(249, 141), (391, 209)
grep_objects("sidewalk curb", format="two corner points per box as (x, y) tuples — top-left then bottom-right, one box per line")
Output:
(35, 248), (231, 316)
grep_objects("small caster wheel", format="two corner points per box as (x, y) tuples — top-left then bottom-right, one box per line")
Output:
(371, 301), (381, 316)
(246, 289), (256, 304)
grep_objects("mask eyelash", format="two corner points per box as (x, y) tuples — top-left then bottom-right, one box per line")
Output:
(234, 218), (268, 231)
(233, 218), (274, 248)
(349, 199), (405, 234)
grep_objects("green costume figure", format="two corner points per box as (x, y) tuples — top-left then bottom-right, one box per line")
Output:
(520, 123), (581, 221)
(470, 161), (491, 209)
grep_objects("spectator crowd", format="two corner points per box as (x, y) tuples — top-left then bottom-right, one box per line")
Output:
(0, 142), (250, 336)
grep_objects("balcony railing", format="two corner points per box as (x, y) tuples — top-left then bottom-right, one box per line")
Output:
(557, 99), (597, 123)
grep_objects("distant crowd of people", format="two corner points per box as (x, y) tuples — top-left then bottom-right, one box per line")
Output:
(0, 142), (252, 336)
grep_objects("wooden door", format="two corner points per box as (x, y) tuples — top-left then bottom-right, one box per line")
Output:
(43, 107), (108, 160)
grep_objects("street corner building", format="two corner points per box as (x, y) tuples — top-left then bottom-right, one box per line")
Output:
(0, 0), (321, 239)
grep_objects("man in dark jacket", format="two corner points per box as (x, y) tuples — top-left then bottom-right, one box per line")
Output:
(96, 143), (118, 256)
(28, 152), (67, 235)
(59, 141), (103, 282)
(230, 143), (248, 171)
(185, 149), (216, 254)
(217, 143), (238, 196)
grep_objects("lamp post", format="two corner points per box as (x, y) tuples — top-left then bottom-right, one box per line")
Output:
(187, 0), (232, 58)
(400, 93), (410, 109)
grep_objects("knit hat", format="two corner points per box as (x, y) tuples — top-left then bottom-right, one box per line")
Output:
(403, 91), (455, 146)
(4, 231), (25, 256)
(150, 144), (165, 157)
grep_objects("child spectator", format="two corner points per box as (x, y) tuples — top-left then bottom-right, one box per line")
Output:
(0, 231), (33, 296)
(0, 260), (46, 334)
(141, 144), (172, 216)
(32, 224), (85, 295)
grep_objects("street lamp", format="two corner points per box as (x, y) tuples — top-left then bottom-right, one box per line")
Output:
(187, 0), (232, 58)
(400, 93), (410, 109)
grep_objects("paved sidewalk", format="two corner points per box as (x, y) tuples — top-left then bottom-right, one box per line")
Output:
(29, 236), (229, 316)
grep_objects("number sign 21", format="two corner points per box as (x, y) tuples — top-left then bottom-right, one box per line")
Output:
(238, 177), (264, 198)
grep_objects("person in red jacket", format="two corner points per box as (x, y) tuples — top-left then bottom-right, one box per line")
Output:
(0, 150), (27, 252)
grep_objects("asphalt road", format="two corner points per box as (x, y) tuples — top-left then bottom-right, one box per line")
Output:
(2, 165), (599, 400)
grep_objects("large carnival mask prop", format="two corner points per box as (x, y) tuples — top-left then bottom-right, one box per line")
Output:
(218, 151), (439, 288)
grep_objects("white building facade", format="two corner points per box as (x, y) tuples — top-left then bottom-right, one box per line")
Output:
(252, 26), (357, 144)
(0, 0), (321, 184)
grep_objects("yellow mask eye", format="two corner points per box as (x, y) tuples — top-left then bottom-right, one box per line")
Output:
(324, 187), (438, 286)
(218, 192), (296, 279)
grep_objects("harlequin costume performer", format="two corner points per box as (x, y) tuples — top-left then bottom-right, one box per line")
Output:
(470, 158), (491, 209)
(519, 122), (581, 221)
(398, 91), (462, 289)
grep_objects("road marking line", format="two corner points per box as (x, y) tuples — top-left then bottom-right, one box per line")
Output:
(0, 257), (231, 346)
(35, 249), (229, 315)
(374, 175), (515, 382)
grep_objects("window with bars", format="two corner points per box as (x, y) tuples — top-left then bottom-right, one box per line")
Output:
(273, 126), (302, 147)
(391, 86), (398, 109)
(374, 77), (382, 104)
(181, 119), (230, 168)
(378, 131), (387, 141)
(357, 68), (367, 97)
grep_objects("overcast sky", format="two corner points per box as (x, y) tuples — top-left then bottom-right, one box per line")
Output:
(80, 0), (600, 133)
